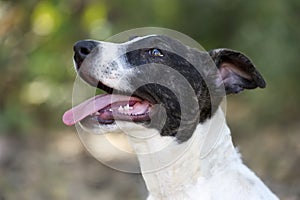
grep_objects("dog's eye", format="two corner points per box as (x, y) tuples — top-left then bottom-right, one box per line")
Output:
(148, 48), (163, 57)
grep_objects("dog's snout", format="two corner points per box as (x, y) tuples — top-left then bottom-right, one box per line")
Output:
(73, 40), (98, 69)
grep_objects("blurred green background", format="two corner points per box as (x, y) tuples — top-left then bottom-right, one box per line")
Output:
(0, 0), (299, 199)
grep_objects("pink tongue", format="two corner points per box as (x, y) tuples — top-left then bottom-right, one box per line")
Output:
(62, 94), (141, 126)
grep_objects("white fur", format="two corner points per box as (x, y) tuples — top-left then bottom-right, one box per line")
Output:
(135, 109), (278, 200)
(79, 108), (278, 200)
(123, 35), (157, 45)
(79, 41), (133, 92)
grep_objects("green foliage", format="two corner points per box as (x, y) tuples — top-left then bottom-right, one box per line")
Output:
(0, 0), (299, 134)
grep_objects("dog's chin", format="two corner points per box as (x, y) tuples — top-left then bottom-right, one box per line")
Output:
(78, 116), (118, 134)
(78, 116), (152, 136)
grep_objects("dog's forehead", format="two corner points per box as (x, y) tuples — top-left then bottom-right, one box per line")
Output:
(125, 34), (158, 44)
(122, 35), (191, 52)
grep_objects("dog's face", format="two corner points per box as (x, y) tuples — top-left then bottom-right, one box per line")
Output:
(63, 35), (266, 143)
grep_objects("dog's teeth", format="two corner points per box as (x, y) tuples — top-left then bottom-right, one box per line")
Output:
(109, 108), (113, 112)
(123, 104), (133, 111)
(117, 104), (134, 113)
(118, 106), (124, 112)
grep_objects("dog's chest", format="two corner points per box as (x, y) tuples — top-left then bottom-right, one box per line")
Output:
(127, 112), (232, 199)
(127, 110), (278, 200)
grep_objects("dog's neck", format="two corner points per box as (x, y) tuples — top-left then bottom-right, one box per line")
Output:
(128, 108), (241, 199)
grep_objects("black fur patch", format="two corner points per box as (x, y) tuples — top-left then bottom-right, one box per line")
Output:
(123, 48), (223, 142)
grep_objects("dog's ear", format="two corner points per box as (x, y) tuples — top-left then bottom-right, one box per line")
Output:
(208, 48), (266, 94)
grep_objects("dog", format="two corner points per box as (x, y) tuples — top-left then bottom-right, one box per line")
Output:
(63, 35), (279, 200)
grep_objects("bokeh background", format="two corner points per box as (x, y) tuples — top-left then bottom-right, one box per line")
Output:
(0, 0), (299, 199)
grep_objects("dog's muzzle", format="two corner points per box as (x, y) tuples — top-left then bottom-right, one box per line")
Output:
(63, 40), (154, 127)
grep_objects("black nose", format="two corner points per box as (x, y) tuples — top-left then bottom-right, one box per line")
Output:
(73, 40), (98, 69)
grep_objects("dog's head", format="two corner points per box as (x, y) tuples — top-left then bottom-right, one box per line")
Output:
(63, 35), (266, 143)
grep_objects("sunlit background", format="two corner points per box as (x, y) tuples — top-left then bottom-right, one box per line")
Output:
(0, 0), (299, 199)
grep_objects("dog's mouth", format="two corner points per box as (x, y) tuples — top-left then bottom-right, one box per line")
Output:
(62, 84), (153, 126)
